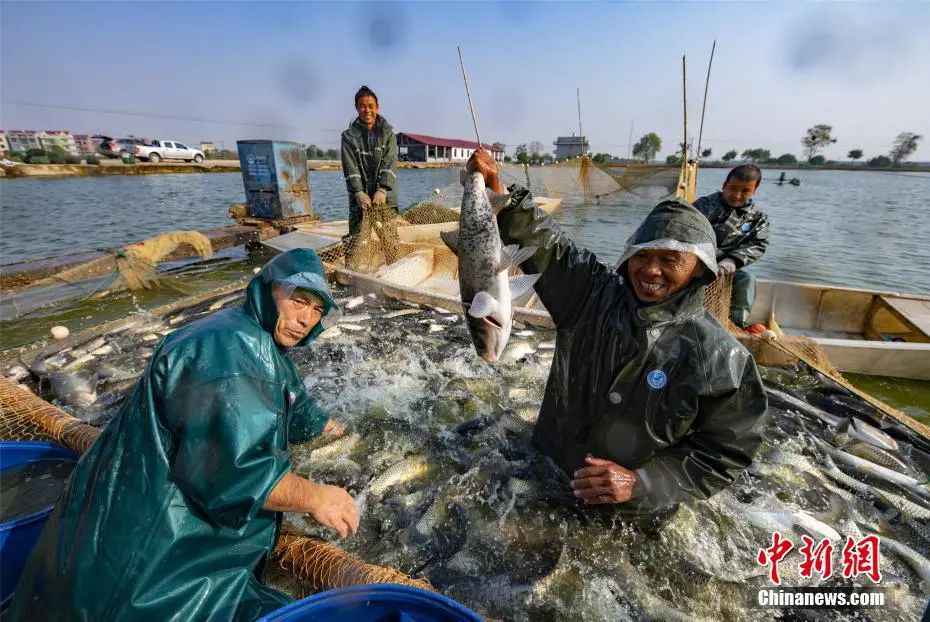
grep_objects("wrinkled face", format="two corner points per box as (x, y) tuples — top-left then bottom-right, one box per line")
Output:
(355, 95), (379, 129)
(721, 178), (759, 209)
(627, 249), (702, 303)
(272, 286), (325, 347)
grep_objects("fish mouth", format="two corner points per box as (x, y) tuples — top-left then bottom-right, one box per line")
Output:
(466, 315), (505, 363)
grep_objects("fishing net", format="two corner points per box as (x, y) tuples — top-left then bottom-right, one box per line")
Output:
(0, 374), (433, 593)
(703, 274), (930, 438)
(113, 231), (214, 291)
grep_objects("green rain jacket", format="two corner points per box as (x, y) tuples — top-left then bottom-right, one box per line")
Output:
(10, 249), (337, 622)
(498, 190), (767, 516)
(693, 191), (770, 268)
(340, 115), (398, 233)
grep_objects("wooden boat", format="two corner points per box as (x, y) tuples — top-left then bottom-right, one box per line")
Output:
(746, 279), (930, 381)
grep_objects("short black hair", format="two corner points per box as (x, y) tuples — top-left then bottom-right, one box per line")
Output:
(354, 85), (378, 106)
(724, 164), (762, 187)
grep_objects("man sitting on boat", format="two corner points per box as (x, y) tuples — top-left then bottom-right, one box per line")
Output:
(467, 150), (767, 526)
(341, 85), (399, 237)
(693, 164), (770, 330)
(9, 249), (359, 621)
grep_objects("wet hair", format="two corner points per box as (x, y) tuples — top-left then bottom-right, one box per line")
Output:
(724, 164), (762, 188)
(354, 85), (378, 106)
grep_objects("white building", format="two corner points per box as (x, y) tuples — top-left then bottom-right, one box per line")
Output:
(396, 133), (504, 163)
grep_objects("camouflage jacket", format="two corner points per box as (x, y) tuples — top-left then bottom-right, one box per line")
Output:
(340, 115), (398, 209)
(693, 191), (769, 268)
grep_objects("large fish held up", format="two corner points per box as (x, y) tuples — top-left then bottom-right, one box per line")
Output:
(441, 171), (540, 363)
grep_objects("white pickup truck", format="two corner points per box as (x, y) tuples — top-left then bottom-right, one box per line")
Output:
(135, 140), (204, 163)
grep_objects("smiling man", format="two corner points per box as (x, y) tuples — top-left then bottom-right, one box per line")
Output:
(10, 249), (359, 621)
(468, 150), (767, 527)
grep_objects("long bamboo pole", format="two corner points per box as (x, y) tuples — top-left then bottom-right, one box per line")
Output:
(696, 40), (717, 160)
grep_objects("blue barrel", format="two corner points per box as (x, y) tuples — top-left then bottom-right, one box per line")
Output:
(258, 584), (483, 622)
(0, 441), (78, 608)
(237, 140), (312, 220)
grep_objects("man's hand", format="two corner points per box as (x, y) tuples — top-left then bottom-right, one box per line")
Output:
(307, 482), (359, 538)
(372, 189), (387, 207)
(322, 418), (347, 438)
(718, 258), (737, 275)
(465, 149), (502, 193)
(355, 191), (372, 210)
(570, 456), (638, 505)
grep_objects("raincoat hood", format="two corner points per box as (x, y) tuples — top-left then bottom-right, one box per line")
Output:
(616, 199), (719, 282)
(245, 248), (338, 346)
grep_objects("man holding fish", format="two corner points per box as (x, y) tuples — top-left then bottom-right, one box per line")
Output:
(456, 149), (768, 525)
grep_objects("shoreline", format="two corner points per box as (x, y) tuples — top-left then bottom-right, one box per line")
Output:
(0, 159), (459, 179)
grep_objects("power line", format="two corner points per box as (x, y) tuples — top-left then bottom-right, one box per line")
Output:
(3, 101), (295, 129)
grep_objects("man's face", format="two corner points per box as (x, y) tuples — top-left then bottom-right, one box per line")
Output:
(272, 287), (325, 347)
(356, 96), (379, 129)
(720, 178), (759, 208)
(627, 249), (702, 303)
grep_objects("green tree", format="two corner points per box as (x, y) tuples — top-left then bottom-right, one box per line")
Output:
(802, 124), (836, 162)
(632, 133), (662, 162)
(515, 144), (529, 165)
(722, 149), (738, 162)
(503, 155), (512, 163)
(666, 154), (682, 165)
(889, 132), (922, 165)
(740, 148), (771, 163)
(847, 149), (863, 162)
(325, 148), (338, 159)
(868, 155), (891, 167)
(776, 153), (798, 165)
(809, 155), (826, 165)
(591, 152), (613, 164)
(700, 148), (712, 159)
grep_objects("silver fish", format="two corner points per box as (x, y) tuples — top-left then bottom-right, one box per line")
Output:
(845, 442), (911, 474)
(873, 488), (930, 521)
(816, 438), (929, 499)
(49, 371), (97, 408)
(309, 433), (361, 463)
(743, 509), (841, 542)
(836, 418), (898, 452)
(765, 387), (846, 428)
(441, 172), (539, 363)
(872, 532), (930, 590)
(368, 455), (430, 496)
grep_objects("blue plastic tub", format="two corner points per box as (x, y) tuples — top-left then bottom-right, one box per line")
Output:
(258, 584), (483, 622)
(0, 441), (78, 608)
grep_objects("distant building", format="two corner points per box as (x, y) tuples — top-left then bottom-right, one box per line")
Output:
(72, 134), (102, 155)
(553, 135), (589, 160)
(396, 133), (504, 163)
(6, 130), (42, 154)
(0, 131), (9, 156)
(200, 142), (217, 153)
(38, 130), (79, 155)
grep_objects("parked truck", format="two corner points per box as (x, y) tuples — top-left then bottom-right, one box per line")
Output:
(135, 140), (204, 163)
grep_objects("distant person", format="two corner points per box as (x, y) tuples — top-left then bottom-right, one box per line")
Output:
(693, 164), (770, 330)
(341, 85), (398, 236)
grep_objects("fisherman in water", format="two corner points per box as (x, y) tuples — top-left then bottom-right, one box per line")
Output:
(693, 164), (770, 331)
(466, 150), (767, 525)
(10, 249), (359, 621)
(341, 85), (399, 236)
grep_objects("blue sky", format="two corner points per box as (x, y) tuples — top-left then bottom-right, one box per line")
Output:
(2, 1), (929, 160)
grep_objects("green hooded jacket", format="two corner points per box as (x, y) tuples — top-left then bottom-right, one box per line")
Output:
(498, 190), (768, 516)
(9, 249), (338, 622)
(341, 115), (398, 234)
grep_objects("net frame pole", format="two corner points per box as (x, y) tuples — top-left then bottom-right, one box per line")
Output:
(457, 46), (482, 149)
(696, 40), (717, 161)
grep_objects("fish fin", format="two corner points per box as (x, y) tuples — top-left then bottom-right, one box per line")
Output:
(468, 291), (498, 318)
(499, 245), (538, 272)
(509, 274), (540, 300)
(440, 230), (460, 256)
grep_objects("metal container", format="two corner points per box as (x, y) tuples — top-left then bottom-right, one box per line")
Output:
(237, 140), (312, 220)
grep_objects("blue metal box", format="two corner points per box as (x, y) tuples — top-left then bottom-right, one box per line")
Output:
(237, 140), (313, 220)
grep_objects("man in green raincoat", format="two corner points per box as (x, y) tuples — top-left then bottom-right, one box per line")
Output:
(341, 85), (398, 236)
(10, 249), (358, 621)
(468, 151), (767, 523)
